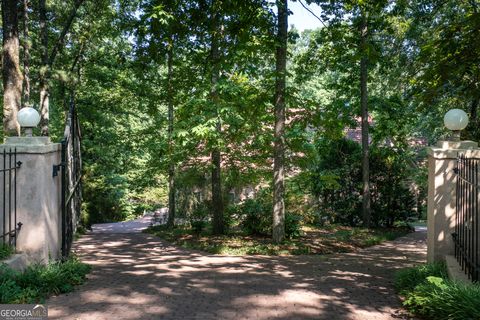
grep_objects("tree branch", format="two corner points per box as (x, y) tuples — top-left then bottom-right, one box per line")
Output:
(297, 0), (327, 28)
(49, 0), (85, 66)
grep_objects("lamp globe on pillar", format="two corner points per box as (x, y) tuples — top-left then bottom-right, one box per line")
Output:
(444, 109), (469, 142)
(17, 107), (41, 137)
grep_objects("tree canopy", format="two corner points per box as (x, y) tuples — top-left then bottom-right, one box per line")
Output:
(1, 0), (478, 235)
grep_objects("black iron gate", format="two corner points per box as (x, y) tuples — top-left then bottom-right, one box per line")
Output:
(453, 154), (479, 282)
(57, 98), (82, 258)
(0, 149), (22, 249)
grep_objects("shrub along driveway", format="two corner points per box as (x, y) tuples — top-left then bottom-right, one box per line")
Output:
(47, 228), (426, 320)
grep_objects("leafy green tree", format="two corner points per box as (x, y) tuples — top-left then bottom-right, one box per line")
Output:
(303, 0), (408, 226)
(136, 0), (192, 227)
(163, 0), (274, 234)
(408, 0), (480, 140)
(38, 0), (86, 135)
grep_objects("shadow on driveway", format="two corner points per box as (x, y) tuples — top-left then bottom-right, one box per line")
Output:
(47, 231), (426, 320)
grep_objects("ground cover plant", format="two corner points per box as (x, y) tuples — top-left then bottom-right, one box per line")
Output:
(145, 223), (411, 255)
(395, 263), (480, 320)
(0, 256), (91, 303)
(0, 244), (15, 260)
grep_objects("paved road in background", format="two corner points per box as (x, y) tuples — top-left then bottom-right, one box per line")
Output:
(91, 210), (168, 234)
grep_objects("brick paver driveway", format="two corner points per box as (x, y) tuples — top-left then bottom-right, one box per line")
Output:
(48, 229), (425, 320)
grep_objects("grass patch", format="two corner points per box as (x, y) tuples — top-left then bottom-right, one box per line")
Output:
(144, 224), (412, 256)
(395, 263), (480, 320)
(0, 256), (91, 303)
(0, 244), (15, 260)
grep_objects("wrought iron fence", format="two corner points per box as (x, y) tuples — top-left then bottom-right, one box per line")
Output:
(0, 149), (22, 249)
(57, 97), (82, 258)
(453, 154), (479, 282)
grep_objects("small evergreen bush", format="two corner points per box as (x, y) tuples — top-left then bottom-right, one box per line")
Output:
(235, 190), (302, 239)
(239, 198), (272, 236)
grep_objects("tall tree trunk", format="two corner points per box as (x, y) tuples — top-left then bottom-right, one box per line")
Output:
(360, 13), (371, 227)
(39, 0), (49, 135)
(2, 0), (22, 136)
(210, 2), (224, 235)
(166, 41), (176, 228)
(211, 134), (224, 234)
(273, 0), (287, 243)
(22, 0), (30, 106)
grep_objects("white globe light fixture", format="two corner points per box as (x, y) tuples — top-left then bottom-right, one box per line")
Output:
(17, 107), (41, 137)
(444, 109), (469, 141)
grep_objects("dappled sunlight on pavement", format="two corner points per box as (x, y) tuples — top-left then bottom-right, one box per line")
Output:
(47, 230), (426, 320)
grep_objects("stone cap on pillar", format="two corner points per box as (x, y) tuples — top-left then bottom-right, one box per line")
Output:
(0, 137), (60, 154)
(428, 140), (480, 159)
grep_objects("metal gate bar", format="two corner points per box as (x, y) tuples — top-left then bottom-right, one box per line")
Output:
(453, 154), (479, 282)
(0, 149), (22, 249)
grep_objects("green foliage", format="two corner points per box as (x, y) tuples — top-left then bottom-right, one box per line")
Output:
(327, 226), (411, 247)
(410, 1), (480, 141)
(222, 205), (235, 232)
(145, 223), (409, 256)
(144, 223), (311, 255)
(174, 169), (208, 219)
(238, 198), (272, 236)
(404, 277), (480, 319)
(284, 213), (302, 239)
(0, 245), (15, 260)
(395, 262), (448, 295)
(284, 174), (317, 224)
(189, 202), (210, 234)
(17, 0), (476, 240)
(189, 221), (206, 234)
(231, 190), (302, 239)
(82, 174), (132, 224)
(310, 138), (362, 226)
(311, 138), (417, 226)
(359, 230), (404, 246)
(369, 147), (417, 226)
(0, 257), (91, 304)
(395, 263), (480, 320)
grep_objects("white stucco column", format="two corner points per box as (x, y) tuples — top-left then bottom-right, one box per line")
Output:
(0, 137), (62, 263)
(427, 140), (479, 263)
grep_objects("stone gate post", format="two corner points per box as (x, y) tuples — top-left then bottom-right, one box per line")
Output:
(427, 140), (479, 262)
(0, 137), (62, 264)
